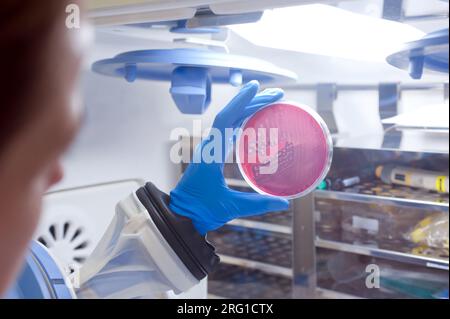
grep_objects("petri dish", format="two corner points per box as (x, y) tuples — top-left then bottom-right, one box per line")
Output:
(236, 101), (333, 199)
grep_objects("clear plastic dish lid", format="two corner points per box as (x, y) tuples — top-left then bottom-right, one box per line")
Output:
(236, 101), (333, 199)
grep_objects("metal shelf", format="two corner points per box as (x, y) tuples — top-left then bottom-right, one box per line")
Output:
(239, 209), (292, 227)
(332, 130), (449, 155)
(208, 225), (292, 268)
(315, 189), (449, 212)
(316, 238), (449, 271)
(209, 287), (361, 299)
(227, 177), (449, 211)
(208, 263), (292, 299)
(225, 178), (250, 188)
(218, 254), (292, 278)
(227, 219), (291, 234)
(207, 294), (226, 299)
(315, 287), (361, 299)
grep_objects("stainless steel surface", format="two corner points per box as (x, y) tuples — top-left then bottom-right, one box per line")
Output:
(208, 263), (292, 299)
(292, 192), (317, 298)
(316, 238), (449, 271)
(284, 82), (449, 154)
(316, 287), (361, 299)
(382, 0), (404, 21)
(402, 13), (450, 22)
(282, 83), (448, 92)
(317, 83), (338, 134)
(227, 219), (292, 234)
(218, 254), (292, 277)
(379, 83), (399, 120)
(333, 130), (449, 154)
(238, 210), (292, 227)
(207, 225), (292, 268)
(316, 247), (449, 298)
(315, 189), (449, 212)
(225, 178), (252, 188)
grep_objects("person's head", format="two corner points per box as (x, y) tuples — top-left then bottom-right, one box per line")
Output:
(0, 0), (85, 294)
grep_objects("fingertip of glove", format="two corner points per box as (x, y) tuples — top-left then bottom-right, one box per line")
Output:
(257, 194), (290, 210)
(259, 87), (284, 98)
(242, 80), (260, 92)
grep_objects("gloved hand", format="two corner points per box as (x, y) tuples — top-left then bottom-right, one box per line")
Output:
(169, 80), (289, 235)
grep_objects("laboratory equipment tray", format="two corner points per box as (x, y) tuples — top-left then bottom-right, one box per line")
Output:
(239, 210), (292, 228)
(314, 183), (449, 269)
(208, 263), (292, 299)
(337, 179), (448, 204)
(316, 239), (448, 271)
(316, 248), (449, 299)
(207, 225), (292, 268)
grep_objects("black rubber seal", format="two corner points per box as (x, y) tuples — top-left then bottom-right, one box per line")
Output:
(136, 182), (220, 281)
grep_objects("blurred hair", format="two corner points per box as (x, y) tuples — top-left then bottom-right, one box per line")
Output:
(0, 1), (69, 154)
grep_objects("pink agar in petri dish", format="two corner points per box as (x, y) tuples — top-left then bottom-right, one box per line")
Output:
(236, 101), (333, 199)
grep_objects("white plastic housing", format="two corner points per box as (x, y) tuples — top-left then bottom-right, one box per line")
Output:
(76, 193), (199, 299)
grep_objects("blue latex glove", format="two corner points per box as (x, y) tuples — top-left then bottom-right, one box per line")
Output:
(169, 80), (289, 235)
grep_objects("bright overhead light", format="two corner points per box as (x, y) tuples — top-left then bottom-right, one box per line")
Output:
(230, 4), (426, 63)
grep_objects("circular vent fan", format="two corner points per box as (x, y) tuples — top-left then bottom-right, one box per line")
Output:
(35, 206), (94, 274)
